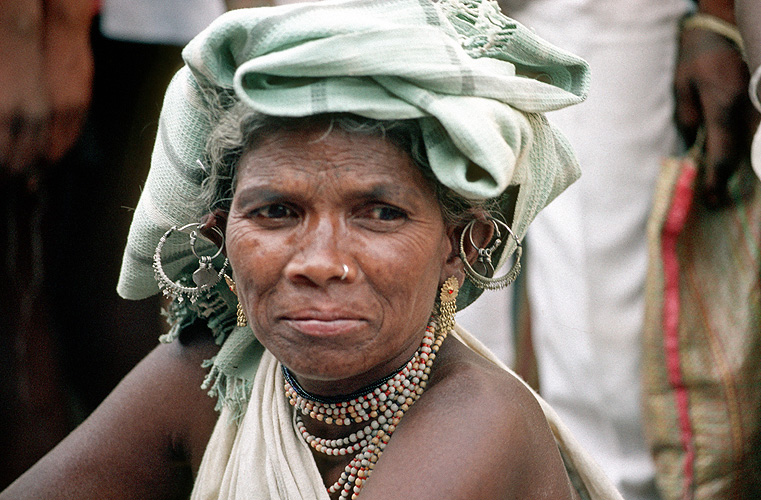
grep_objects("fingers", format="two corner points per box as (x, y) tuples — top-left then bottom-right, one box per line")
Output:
(701, 100), (744, 207)
(0, 0), (48, 178)
(673, 71), (700, 148)
(0, 0), (94, 178)
(42, 0), (94, 163)
(45, 107), (87, 164)
(673, 27), (703, 144)
(698, 52), (750, 207)
(674, 27), (752, 208)
(0, 105), (50, 179)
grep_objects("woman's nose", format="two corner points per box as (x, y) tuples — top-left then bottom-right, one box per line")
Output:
(283, 218), (353, 287)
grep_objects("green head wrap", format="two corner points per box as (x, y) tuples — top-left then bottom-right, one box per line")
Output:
(117, 0), (589, 417)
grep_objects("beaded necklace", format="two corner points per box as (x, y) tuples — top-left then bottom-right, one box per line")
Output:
(284, 316), (449, 499)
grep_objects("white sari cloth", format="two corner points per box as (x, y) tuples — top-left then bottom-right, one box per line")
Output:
(191, 326), (623, 500)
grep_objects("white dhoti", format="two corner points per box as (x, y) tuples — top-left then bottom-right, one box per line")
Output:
(494, 1), (690, 498)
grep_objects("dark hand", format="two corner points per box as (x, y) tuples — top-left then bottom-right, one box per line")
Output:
(0, 5), (48, 180)
(43, 0), (94, 167)
(0, 0), (93, 188)
(675, 26), (756, 207)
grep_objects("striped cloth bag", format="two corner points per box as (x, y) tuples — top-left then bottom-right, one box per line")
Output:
(642, 150), (761, 499)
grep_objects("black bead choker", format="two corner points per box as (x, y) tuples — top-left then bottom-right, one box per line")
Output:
(280, 359), (410, 406)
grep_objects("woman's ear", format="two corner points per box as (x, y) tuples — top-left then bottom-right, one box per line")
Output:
(199, 209), (229, 254)
(459, 219), (495, 268)
(440, 218), (495, 286)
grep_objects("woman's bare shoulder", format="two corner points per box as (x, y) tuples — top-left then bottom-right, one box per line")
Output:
(360, 337), (576, 500)
(0, 323), (221, 500)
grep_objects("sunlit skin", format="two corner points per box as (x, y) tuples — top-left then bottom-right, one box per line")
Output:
(0, 119), (580, 500)
(223, 121), (463, 398)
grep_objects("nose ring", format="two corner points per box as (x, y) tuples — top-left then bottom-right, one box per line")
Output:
(340, 264), (349, 281)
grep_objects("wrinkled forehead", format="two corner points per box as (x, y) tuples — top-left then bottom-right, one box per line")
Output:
(234, 121), (439, 205)
(235, 113), (436, 185)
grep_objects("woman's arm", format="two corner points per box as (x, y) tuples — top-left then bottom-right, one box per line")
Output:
(0, 329), (220, 500)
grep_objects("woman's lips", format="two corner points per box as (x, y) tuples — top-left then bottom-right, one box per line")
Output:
(281, 317), (366, 337)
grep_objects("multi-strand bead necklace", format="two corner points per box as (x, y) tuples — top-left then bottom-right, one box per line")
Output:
(283, 316), (450, 499)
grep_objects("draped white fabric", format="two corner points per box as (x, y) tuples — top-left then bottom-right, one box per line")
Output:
(191, 351), (330, 500)
(191, 326), (623, 500)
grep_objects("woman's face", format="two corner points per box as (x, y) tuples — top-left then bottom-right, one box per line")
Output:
(224, 122), (460, 396)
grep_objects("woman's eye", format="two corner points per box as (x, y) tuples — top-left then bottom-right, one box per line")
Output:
(369, 205), (407, 221)
(252, 204), (296, 220)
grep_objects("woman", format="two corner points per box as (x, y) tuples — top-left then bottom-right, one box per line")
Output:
(0, 0), (622, 499)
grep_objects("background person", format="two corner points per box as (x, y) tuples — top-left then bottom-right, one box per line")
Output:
(0, 0), (275, 488)
(489, 0), (753, 499)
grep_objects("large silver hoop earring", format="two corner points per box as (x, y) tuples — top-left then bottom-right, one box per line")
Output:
(459, 217), (522, 290)
(153, 222), (229, 303)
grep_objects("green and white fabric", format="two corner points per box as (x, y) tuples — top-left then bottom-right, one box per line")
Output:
(117, 0), (588, 306)
(116, 0), (590, 421)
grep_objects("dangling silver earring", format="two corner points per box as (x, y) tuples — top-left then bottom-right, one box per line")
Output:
(459, 216), (522, 290)
(153, 222), (229, 303)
